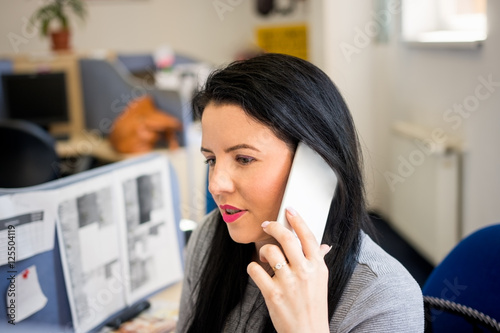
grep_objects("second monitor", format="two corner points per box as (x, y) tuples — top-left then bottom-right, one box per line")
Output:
(1, 71), (70, 133)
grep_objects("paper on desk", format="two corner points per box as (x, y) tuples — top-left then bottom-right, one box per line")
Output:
(0, 192), (57, 266)
(6, 265), (48, 323)
(56, 173), (126, 333)
(56, 154), (183, 333)
(113, 156), (183, 305)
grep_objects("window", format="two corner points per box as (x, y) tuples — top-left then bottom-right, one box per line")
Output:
(402, 0), (487, 47)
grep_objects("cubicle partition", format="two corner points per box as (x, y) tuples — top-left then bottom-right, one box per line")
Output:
(0, 153), (184, 332)
(0, 58), (13, 119)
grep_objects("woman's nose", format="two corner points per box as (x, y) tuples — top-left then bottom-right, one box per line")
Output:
(208, 165), (235, 196)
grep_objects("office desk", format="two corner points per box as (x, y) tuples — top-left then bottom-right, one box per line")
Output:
(56, 132), (160, 163)
(106, 281), (183, 333)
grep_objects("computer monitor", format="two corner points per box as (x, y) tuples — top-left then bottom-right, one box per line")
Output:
(1, 72), (70, 129)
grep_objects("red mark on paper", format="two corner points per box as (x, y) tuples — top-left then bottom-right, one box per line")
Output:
(23, 269), (29, 279)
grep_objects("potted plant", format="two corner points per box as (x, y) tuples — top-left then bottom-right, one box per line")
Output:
(30, 0), (88, 51)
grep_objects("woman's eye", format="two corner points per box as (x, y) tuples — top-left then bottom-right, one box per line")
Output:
(236, 156), (255, 165)
(204, 158), (215, 167)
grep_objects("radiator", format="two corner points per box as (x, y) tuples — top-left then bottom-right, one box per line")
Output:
(387, 122), (462, 266)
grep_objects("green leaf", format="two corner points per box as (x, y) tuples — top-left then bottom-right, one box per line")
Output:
(29, 0), (87, 37)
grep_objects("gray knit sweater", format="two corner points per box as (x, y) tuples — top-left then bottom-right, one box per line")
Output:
(177, 211), (424, 332)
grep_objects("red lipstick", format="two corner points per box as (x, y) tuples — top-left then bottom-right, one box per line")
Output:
(220, 204), (247, 223)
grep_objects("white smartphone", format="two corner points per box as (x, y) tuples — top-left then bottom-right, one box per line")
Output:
(276, 142), (338, 245)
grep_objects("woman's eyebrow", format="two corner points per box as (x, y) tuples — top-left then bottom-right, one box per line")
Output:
(225, 144), (260, 153)
(200, 144), (260, 154)
(200, 147), (213, 154)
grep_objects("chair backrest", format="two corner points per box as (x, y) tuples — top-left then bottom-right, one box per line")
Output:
(116, 53), (157, 74)
(0, 119), (59, 188)
(116, 52), (198, 73)
(422, 224), (500, 332)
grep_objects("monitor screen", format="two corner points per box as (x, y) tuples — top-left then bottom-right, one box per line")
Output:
(1, 72), (69, 127)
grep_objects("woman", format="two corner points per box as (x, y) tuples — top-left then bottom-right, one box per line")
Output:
(177, 53), (423, 332)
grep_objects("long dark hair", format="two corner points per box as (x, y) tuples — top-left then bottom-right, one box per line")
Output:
(186, 53), (372, 332)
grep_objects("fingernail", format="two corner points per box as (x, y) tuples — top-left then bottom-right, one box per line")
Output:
(286, 207), (297, 216)
(261, 221), (271, 228)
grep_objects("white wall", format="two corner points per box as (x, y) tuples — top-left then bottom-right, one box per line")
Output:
(0, 0), (316, 65)
(321, 0), (500, 239)
(383, 1), (500, 237)
(320, 0), (380, 213)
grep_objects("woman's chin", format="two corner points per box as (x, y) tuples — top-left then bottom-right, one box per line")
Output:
(227, 227), (274, 245)
(227, 231), (255, 244)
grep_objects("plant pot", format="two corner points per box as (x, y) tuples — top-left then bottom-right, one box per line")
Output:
(50, 29), (71, 51)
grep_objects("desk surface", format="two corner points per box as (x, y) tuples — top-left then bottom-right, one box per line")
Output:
(151, 281), (183, 303)
(56, 132), (171, 163)
(108, 281), (183, 333)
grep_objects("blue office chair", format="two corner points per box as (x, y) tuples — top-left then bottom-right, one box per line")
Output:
(422, 224), (500, 332)
(0, 119), (60, 188)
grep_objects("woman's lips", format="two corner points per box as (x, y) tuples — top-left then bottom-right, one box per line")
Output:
(220, 204), (247, 223)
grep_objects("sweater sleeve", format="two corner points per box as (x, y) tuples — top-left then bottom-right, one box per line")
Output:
(330, 234), (424, 333)
(335, 270), (424, 332)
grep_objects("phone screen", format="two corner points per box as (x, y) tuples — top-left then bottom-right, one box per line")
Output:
(276, 142), (338, 244)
